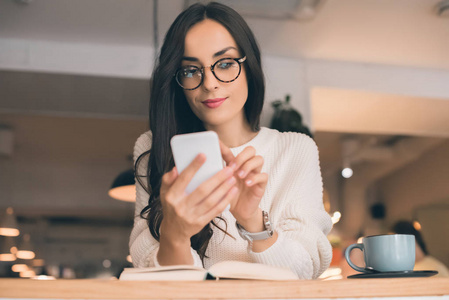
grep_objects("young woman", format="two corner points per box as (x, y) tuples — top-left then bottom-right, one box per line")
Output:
(130, 2), (332, 279)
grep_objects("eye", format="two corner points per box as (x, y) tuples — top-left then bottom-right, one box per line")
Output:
(216, 59), (237, 70)
(180, 66), (200, 78)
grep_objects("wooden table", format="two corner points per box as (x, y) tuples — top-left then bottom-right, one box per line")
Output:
(0, 278), (448, 299)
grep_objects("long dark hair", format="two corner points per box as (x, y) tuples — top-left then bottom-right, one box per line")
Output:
(136, 2), (265, 262)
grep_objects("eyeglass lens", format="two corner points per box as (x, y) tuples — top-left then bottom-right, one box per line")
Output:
(176, 58), (242, 90)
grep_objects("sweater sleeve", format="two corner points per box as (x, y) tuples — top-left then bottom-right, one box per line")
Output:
(129, 131), (203, 268)
(248, 134), (332, 279)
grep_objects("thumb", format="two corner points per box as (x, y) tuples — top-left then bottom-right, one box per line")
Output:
(219, 140), (235, 166)
(160, 167), (178, 192)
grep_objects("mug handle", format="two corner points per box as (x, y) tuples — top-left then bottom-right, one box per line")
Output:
(344, 243), (366, 273)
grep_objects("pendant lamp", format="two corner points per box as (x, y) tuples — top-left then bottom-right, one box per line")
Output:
(108, 169), (136, 202)
(0, 207), (20, 237)
(12, 262), (29, 273)
(0, 236), (17, 261)
(16, 233), (35, 260)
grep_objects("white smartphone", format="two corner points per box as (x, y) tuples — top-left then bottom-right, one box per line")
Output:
(170, 131), (224, 195)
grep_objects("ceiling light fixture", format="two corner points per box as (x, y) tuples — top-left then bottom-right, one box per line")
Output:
(331, 211), (341, 224)
(20, 270), (36, 278)
(341, 166), (353, 179)
(16, 233), (35, 260)
(413, 220), (422, 231)
(0, 207), (20, 237)
(108, 169), (136, 202)
(0, 236), (17, 261)
(12, 263), (29, 273)
(340, 137), (358, 179)
(31, 258), (45, 267)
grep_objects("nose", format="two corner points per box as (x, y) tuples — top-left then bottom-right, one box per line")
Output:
(201, 66), (219, 91)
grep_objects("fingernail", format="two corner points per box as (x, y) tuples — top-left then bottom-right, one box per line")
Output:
(230, 186), (238, 195)
(245, 179), (252, 186)
(238, 170), (245, 178)
(230, 162), (237, 170)
(228, 176), (236, 185)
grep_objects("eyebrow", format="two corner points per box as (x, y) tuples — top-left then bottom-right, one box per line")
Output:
(182, 46), (238, 62)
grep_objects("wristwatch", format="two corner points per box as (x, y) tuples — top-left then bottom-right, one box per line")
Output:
(236, 210), (274, 246)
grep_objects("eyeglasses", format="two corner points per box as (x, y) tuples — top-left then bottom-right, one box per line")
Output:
(175, 56), (246, 90)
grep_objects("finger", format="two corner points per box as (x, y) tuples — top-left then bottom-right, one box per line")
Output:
(236, 155), (264, 179)
(219, 140), (235, 166)
(244, 173), (268, 197)
(194, 175), (237, 215)
(160, 167), (178, 194)
(199, 186), (238, 224)
(170, 153), (206, 196)
(188, 166), (234, 205)
(231, 146), (256, 172)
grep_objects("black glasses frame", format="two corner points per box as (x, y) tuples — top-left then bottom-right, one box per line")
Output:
(175, 56), (247, 90)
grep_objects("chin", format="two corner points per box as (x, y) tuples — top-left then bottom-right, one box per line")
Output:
(201, 115), (229, 127)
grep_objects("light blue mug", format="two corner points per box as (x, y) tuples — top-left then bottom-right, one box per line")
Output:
(345, 234), (415, 273)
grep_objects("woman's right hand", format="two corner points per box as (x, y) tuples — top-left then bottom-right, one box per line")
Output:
(159, 153), (238, 243)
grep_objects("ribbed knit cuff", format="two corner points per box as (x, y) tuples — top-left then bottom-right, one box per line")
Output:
(248, 230), (285, 263)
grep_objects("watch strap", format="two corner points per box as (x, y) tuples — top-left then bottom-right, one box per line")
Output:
(236, 210), (274, 242)
(236, 222), (273, 240)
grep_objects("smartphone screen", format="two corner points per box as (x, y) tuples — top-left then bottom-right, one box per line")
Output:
(170, 131), (223, 194)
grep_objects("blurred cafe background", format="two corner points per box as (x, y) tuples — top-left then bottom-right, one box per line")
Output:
(1, 0), (448, 279)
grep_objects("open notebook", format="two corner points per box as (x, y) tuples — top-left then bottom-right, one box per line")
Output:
(119, 260), (298, 281)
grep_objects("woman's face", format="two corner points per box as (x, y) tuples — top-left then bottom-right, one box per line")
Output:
(181, 19), (248, 129)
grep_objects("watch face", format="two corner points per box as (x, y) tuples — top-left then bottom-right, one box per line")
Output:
(262, 211), (273, 232)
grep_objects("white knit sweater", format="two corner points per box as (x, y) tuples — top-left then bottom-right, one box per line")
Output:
(129, 127), (332, 279)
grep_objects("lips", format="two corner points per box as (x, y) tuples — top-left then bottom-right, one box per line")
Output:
(202, 98), (226, 109)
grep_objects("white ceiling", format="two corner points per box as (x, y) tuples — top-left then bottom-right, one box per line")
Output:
(247, 0), (449, 69)
(0, 0), (157, 45)
(1, 0), (448, 122)
(1, 0), (448, 69)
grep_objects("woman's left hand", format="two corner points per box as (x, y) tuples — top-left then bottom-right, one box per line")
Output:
(220, 142), (268, 230)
